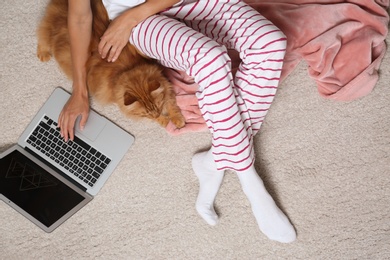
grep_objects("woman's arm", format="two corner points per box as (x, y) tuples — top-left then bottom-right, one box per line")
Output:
(99, 0), (181, 62)
(58, 0), (92, 141)
(68, 0), (92, 92)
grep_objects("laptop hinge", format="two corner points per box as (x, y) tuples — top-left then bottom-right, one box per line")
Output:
(25, 146), (87, 192)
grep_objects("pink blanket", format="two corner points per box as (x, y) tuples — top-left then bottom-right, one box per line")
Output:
(165, 0), (389, 135)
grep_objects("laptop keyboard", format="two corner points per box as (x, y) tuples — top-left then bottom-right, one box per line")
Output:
(26, 115), (111, 187)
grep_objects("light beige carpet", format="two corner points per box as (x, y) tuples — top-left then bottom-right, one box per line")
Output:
(1, 1), (389, 259)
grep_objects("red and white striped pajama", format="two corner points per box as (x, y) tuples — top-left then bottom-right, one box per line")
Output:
(105, 0), (287, 172)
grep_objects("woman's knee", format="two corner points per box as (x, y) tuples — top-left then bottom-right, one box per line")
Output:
(190, 44), (232, 77)
(241, 27), (287, 65)
(254, 28), (287, 51)
(272, 29), (287, 50)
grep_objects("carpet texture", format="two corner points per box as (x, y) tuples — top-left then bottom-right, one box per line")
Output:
(1, 1), (389, 259)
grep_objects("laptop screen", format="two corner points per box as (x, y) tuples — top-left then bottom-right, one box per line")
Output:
(0, 150), (85, 228)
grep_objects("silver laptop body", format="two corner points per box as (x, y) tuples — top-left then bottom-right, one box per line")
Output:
(1, 87), (134, 232)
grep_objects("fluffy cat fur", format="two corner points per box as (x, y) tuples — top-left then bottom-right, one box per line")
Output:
(36, 0), (185, 128)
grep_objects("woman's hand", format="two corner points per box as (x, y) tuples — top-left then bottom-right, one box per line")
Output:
(98, 0), (181, 62)
(58, 89), (90, 142)
(98, 13), (136, 62)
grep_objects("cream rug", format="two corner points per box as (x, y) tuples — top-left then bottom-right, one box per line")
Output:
(1, 1), (389, 259)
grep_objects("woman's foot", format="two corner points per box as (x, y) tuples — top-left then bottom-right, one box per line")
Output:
(192, 150), (224, 226)
(237, 166), (296, 243)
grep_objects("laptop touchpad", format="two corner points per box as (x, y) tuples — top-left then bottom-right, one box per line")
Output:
(75, 113), (106, 141)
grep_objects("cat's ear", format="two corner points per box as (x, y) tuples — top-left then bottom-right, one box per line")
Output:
(149, 80), (161, 92)
(124, 92), (137, 106)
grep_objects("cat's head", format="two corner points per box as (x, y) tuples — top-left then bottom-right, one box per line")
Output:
(118, 64), (172, 124)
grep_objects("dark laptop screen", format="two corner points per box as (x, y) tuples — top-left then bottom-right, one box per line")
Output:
(0, 150), (84, 228)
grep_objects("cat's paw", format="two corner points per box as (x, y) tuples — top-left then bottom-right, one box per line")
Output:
(157, 116), (170, 127)
(37, 47), (51, 62)
(171, 114), (186, 129)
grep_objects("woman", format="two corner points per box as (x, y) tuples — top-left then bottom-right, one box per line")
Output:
(60, 0), (296, 243)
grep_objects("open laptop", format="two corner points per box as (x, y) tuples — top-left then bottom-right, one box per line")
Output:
(0, 87), (134, 232)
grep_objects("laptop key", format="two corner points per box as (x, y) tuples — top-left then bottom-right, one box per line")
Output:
(73, 135), (91, 151)
(92, 171), (100, 179)
(94, 166), (103, 174)
(39, 121), (50, 130)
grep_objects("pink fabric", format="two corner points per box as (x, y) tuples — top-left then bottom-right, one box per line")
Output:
(165, 0), (389, 135)
(163, 69), (209, 136)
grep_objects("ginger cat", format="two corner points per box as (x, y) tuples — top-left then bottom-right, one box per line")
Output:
(36, 0), (185, 128)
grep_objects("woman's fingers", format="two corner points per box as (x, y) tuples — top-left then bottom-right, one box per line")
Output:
(79, 112), (89, 131)
(59, 113), (77, 142)
(98, 37), (125, 62)
(98, 37), (112, 59)
(107, 44), (125, 62)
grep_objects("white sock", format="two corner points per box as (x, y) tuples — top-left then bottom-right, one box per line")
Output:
(192, 149), (224, 226)
(237, 165), (297, 243)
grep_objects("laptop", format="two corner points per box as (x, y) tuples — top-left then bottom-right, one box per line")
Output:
(0, 87), (134, 232)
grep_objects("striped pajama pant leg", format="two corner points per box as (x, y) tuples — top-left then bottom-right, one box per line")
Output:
(130, 0), (286, 172)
